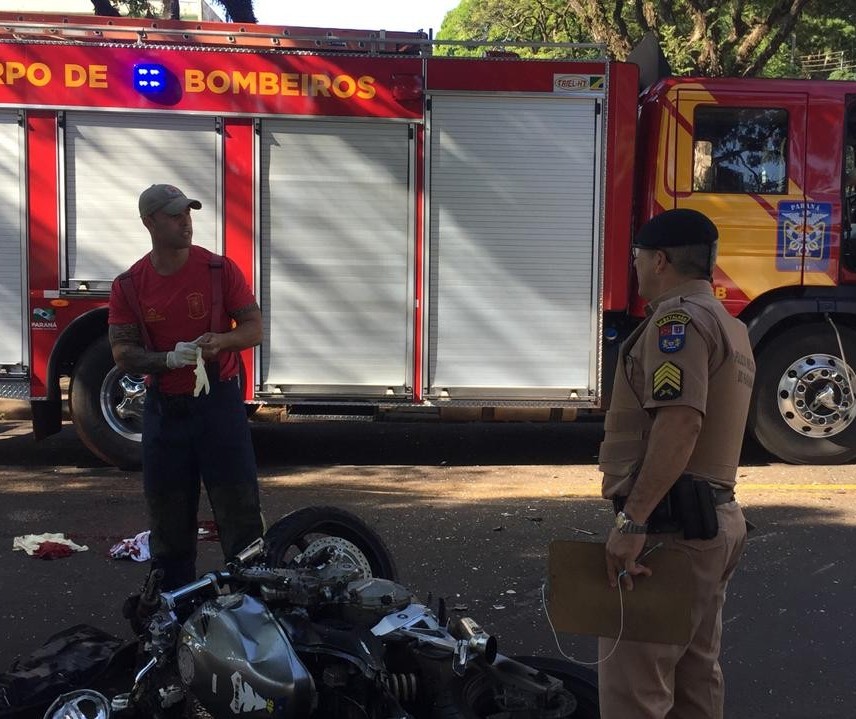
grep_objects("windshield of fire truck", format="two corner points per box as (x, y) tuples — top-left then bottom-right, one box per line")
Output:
(691, 106), (788, 195)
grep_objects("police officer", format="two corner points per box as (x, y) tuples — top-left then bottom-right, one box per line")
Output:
(597, 209), (755, 718)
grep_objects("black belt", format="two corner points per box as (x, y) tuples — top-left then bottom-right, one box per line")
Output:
(712, 487), (735, 505)
(148, 377), (237, 417)
(612, 486), (733, 510)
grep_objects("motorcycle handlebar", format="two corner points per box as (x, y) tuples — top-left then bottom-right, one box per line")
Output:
(155, 565), (296, 612)
(154, 539), (266, 610)
(135, 569), (164, 622)
(161, 571), (233, 608)
(450, 616), (498, 664)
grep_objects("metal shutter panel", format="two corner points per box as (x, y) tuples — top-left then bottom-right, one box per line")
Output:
(260, 119), (412, 393)
(64, 113), (219, 285)
(0, 112), (24, 365)
(427, 95), (602, 400)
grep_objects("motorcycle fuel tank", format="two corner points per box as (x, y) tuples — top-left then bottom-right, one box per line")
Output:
(178, 594), (315, 718)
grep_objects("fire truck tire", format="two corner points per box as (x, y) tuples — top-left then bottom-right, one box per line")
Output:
(749, 323), (856, 464)
(70, 336), (143, 471)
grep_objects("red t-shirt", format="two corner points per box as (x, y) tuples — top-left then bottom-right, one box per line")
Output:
(108, 246), (256, 394)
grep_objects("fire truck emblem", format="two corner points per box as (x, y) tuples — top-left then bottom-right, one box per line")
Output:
(31, 307), (58, 330)
(655, 310), (691, 353)
(776, 201), (831, 273)
(652, 361), (682, 400)
(186, 292), (207, 320)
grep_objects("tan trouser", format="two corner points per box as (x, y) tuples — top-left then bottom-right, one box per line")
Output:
(598, 502), (747, 719)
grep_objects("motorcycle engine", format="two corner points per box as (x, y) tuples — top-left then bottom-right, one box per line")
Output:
(338, 577), (413, 625)
(178, 594), (316, 719)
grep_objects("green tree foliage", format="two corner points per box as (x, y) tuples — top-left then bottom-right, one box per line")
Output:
(794, 0), (855, 79)
(436, 0), (590, 59)
(436, 0), (855, 78)
(93, 0), (257, 22)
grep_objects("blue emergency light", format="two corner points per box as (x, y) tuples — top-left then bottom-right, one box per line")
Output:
(133, 63), (168, 94)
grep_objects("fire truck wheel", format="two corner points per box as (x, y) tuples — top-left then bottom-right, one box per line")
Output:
(749, 322), (856, 464)
(70, 335), (143, 470)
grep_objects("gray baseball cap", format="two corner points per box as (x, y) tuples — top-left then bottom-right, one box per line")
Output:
(139, 184), (202, 217)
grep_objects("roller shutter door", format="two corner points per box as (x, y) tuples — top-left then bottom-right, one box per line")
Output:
(0, 112), (24, 366)
(64, 113), (219, 287)
(260, 119), (412, 395)
(427, 95), (602, 401)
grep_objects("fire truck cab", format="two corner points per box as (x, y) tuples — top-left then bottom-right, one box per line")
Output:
(0, 12), (854, 468)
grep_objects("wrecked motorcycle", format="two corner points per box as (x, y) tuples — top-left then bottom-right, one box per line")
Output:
(44, 506), (599, 718)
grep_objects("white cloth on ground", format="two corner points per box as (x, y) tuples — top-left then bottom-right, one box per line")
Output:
(109, 530), (151, 562)
(12, 533), (89, 555)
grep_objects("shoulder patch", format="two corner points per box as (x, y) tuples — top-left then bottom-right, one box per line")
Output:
(652, 361), (682, 400)
(655, 310), (691, 353)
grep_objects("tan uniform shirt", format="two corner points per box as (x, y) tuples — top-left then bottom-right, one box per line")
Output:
(600, 280), (756, 498)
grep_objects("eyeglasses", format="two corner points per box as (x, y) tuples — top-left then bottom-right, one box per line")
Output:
(632, 246), (671, 261)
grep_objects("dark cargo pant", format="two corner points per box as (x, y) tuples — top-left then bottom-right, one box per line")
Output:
(142, 377), (263, 589)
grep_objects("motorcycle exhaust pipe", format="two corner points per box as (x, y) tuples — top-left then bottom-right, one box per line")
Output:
(450, 616), (498, 664)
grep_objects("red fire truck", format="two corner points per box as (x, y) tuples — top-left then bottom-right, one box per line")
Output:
(0, 12), (854, 468)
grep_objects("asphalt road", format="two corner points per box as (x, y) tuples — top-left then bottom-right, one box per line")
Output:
(0, 415), (854, 718)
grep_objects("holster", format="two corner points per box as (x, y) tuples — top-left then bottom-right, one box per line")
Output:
(671, 474), (719, 540)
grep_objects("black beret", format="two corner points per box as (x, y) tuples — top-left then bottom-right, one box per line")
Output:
(633, 208), (718, 249)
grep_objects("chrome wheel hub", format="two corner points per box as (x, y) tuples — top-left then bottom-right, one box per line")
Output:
(777, 353), (856, 438)
(100, 367), (145, 442)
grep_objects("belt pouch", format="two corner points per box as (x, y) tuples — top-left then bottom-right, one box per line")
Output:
(648, 491), (675, 526)
(693, 479), (719, 539)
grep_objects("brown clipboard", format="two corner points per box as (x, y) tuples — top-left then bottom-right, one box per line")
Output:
(547, 540), (694, 645)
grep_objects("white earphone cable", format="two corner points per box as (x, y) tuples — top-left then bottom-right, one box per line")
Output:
(540, 575), (624, 666)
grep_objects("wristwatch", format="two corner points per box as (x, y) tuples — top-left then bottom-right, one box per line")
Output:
(615, 510), (648, 534)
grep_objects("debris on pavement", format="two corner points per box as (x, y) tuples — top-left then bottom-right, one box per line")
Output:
(33, 542), (75, 560)
(109, 530), (151, 562)
(571, 527), (596, 536)
(109, 522), (219, 561)
(12, 533), (88, 557)
(197, 520), (220, 541)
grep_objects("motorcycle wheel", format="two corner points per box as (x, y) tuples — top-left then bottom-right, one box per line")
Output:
(515, 657), (599, 718)
(432, 656), (599, 719)
(264, 505), (398, 580)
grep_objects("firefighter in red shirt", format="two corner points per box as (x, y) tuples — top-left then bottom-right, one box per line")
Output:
(108, 184), (264, 589)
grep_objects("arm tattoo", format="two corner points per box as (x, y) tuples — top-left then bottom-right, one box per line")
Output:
(109, 323), (142, 346)
(230, 301), (261, 320)
(109, 323), (170, 375)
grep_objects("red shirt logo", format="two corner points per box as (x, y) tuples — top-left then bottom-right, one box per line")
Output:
(186, 292), (207, 320)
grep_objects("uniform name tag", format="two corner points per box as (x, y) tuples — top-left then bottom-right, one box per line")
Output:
(655, 311), (691, 353)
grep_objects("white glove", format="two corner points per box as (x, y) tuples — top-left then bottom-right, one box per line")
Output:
(193, 347), (210, 397)
(166, 341), (198, 369)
